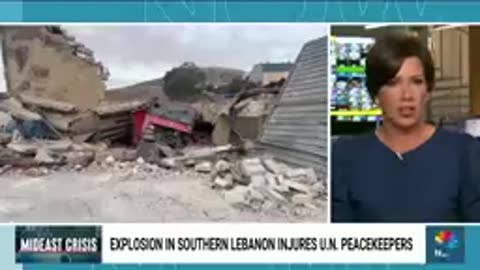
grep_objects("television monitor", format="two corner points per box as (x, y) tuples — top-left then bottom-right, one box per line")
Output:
(330, 36), (382, 124)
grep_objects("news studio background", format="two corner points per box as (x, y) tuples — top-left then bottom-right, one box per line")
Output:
(1, 1), (480, 270)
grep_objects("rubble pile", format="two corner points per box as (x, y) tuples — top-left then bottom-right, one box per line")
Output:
(212, 157), (325, 210)
(140, 144), (327, 211)
(0, 26), (151, 144)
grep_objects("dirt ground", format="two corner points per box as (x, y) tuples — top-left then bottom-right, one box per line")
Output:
(0, 165), (327, 223)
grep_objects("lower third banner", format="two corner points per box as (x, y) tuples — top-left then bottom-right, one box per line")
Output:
(15, 225), (102, 263)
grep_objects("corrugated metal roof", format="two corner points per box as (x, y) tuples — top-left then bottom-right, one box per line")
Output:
(258, 37), (328, 178)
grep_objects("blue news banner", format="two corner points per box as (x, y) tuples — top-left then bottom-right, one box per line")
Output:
(3, 225), (480, 269)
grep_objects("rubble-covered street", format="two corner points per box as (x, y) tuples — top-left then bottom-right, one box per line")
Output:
(0, 142), (326, 222)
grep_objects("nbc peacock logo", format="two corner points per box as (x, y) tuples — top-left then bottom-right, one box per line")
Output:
(434, 230), (459, 250)
(427, 227), (464, 264)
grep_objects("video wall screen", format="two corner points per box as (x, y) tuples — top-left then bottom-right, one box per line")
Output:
(330, 36), (382, 122)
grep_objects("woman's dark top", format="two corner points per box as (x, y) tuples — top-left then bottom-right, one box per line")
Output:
(331, 128), (480, 223)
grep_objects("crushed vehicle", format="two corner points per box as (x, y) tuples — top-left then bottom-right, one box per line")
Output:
(135, 99), (199, 160)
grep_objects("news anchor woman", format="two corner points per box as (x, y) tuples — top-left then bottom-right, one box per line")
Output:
(331, 32), (480, 222)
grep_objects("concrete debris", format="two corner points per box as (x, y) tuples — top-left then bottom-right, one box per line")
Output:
(24, 167), (50, 178)
(224, 186), (250, 207)
(262, 158), (283, 175)
(184, 159), (196, 167)
(136, 157), (145, 165)
(240, 158), (266, 177)
(176, 154), (325, 211)
(213, 174), (234, 189)
(96, 148), (137, 163)
(250, 174), (266, 188)
(285, 168), (317, 184)
(291, 194), (314, 206)
(248, 188), (265, 202)
(159, 158), (177, 169)
(105, 156), (115, 164)
(7, 141), (37, 155)
(195, 161), (212, 173)
(283, 179), (314, 195)
(64, 151), (95, 168)
(0, 133), (12, 145)
(34, 148), (57, 164)
(265, 188), (288, 203)
(214, 159), (230, 172)
(157, 144), (176, 158)
(182, 145), (234, 160)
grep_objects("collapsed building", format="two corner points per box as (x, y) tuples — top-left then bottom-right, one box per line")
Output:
(0, 26), (148, 143)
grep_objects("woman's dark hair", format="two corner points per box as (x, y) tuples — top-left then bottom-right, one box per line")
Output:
(366, 32), (434, 99)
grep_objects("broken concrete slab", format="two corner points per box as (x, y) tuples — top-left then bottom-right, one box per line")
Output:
(285, 168), (317, 184)
(96, 148), (137, 163)
(158, 158), (176, 169)
(105, 156), (115, 165)
(0, 133), (12, 145)
(184, 159), (196, 167)
(224, 186), (249, 206)
(213, 174), (233, 189)
(19, 93), (77, 113)
(248, 187), (265, 202)
(34, 148), (56, 164)
(250, 174), (267, 189)
(41, 140), (73, 153)
(212, 115), (231, 146)
(64, 151), (95, 167)
(24, 167), (50, 177)
(240, 158), (266, 177)
(291, 194), (313, 206)
(312, 181), (327, 196)
(157, 143), (176, 158)
(74, 164), (83, 171)
(214, 159), (230, 172)
(136, 157), (145, 165)
(182, 144), (234, 160)
(7, 141), (37, 155)
(262, 158), (283, 174)
(283, 179), (313, 194)
(265, 188), (288, 203)
(265, 173), (277, 186)
(0, 98), (42, 121)
(195, 161), (212, 173)
(266, 173), (290, 194)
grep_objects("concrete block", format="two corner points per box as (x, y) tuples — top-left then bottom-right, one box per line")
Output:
(284, 179), (313, 194)
(34, 148), (56, 164)
(7, 142), (37, 155)
(214, 159), (231, 172)
(285, 168), (317, 184)
(105, 155), (115, 164)
(159, 158), (177, 169)
(262, 158), (283, 174)
(136, 157), (145, 165)
(195, 161), (213, 173)
(250, 174), (267, 188)
(240, 158), (265, 177)
(291, 194), (313, 206)
(214, 174), (234, 189)
(64, 151), (94, 167)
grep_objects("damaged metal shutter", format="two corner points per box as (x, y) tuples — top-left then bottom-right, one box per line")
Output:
(258, 37), (328, 178)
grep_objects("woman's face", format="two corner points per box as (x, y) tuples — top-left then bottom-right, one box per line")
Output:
(377, 57), (429, 130)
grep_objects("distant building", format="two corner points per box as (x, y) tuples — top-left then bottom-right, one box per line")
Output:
(248, 62), (294, 86)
